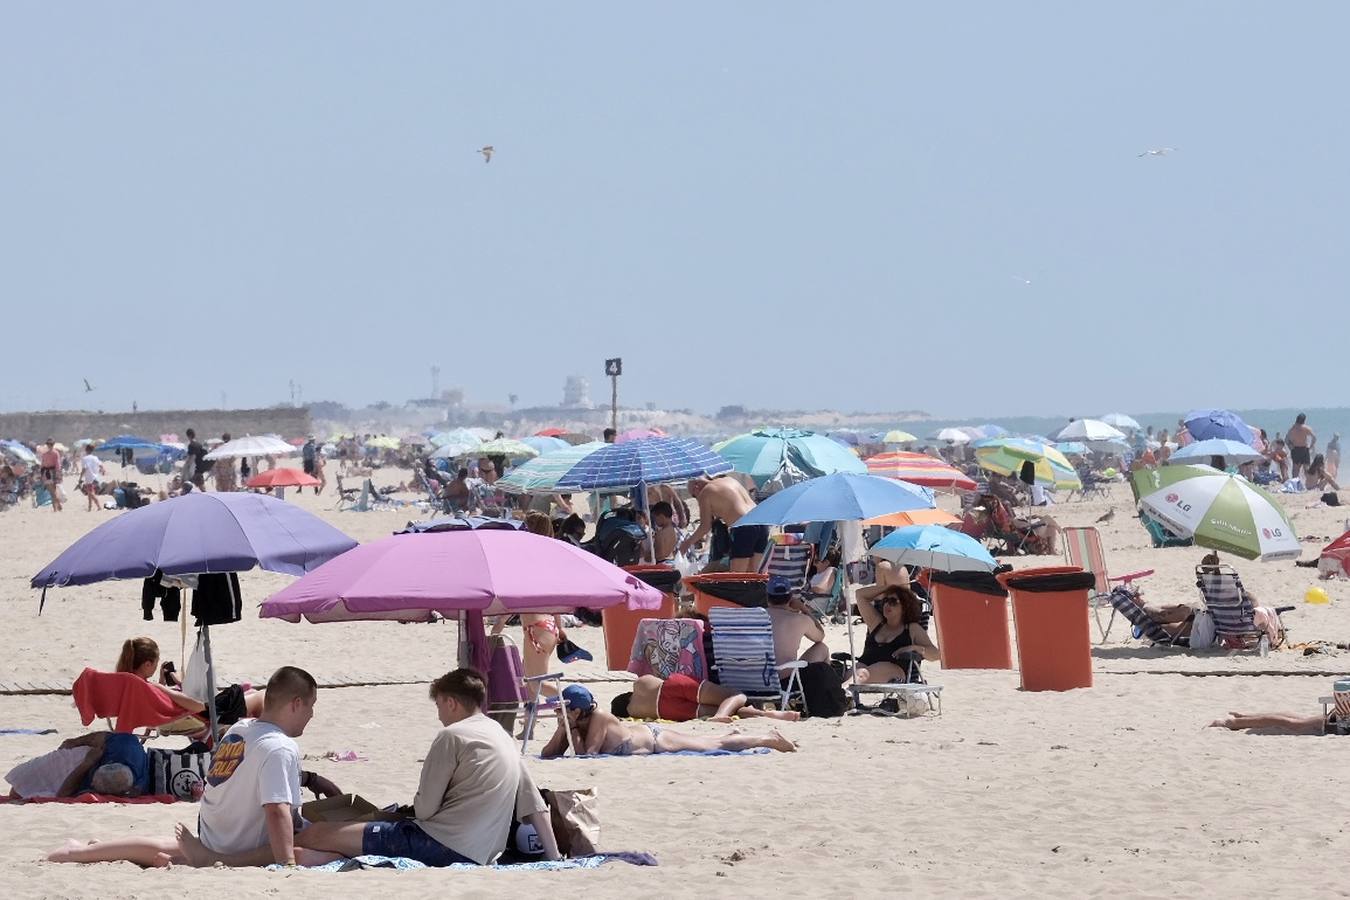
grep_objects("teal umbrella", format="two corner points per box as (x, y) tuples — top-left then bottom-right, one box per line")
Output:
(715, 428), (866, 488)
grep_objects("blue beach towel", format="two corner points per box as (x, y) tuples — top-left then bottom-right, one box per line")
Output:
(269, 852), (657, 872)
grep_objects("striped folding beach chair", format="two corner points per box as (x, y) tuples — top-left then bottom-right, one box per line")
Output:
(707, 606), (807, 714)
(1062, 526), (1154, 642)
(1195, 564), (1276, 657)
(1107, 586), (1189, 647)
(758, 538), (815, 593)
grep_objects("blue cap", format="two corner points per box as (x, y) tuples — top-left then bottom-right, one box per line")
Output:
(766, 576), (793, 597)
(562, 685), (595, 712)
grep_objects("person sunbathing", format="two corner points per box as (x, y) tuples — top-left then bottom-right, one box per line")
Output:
(850, 587), (940, 685)
(610, 674), (801, 724)
(540, 686), (795, 757)
(6, 732), (148, 800)
(116, 637), (264, 732)
(1209, 709), (1337, 735)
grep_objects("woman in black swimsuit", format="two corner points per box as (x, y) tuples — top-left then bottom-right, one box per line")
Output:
(853, 586), (939, 684)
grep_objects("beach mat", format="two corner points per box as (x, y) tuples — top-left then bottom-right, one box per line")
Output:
(0, 728), (57, 736)
(541, 748), (771, 760)
(0, 793), (181, 805)
(268, 852), (658, 872)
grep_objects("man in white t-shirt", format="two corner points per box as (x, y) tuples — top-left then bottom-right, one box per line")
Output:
(79, 444), (103, 511)
(48, 667), (339, 868)
(296, 668), (560, 866)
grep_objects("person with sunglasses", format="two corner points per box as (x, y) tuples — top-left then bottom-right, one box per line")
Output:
(852, 586), (939, 685)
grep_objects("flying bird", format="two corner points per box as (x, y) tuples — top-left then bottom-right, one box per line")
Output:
(1095, 508), (1115, 524)
(1011, 275), (1032, 286)
(83, 378), (95, 393)
(1137, 147), (1176, 157)
(479, 146), (494, 164)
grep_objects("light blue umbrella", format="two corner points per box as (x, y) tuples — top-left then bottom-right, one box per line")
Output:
(733, 473), (935, 527)
(555, 437), (731, 490)
(0, 440), (38, 464)
(716, 428), (866, 488)
(1055, 441), (1088, 456)
(520, 435), (572, 456)
(871, 525), (997, 573)
(1168, 438), (1264, 466)
(976, 424), (1009, 438)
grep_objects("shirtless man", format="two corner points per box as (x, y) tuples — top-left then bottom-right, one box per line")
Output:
(678, 476), (767, 572)
(539, 686), (795, 757)
(610, 674), (801, 724)
(1286, 413), (1316, 479)
(764, 577), (829, 664)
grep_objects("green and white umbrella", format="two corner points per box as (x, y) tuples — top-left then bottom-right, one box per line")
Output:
(495, 442), (605, 494)
(1135, 465), (1300, 561)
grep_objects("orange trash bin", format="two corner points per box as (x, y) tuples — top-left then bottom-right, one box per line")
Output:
(602, 566), (680, 671)
(683, 572), (769, 616)
(926, 570), (1013, 670)
(998, 566), (1096, 691)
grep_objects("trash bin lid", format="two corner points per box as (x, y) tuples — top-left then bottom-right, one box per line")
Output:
(1001, 570), (1097, 593)
(928, 569), (1008, 597)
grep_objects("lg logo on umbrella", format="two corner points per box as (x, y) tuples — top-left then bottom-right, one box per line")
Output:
(1263, 527), (1283, 539)
(1165, 492), (1191, 512)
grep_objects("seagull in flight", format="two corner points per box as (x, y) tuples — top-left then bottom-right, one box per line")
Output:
(1011, 275), (1032, 286)
(83, 378), (95, 393)
(479, 146), (494, 164)
(1138, 147), (1176, 158)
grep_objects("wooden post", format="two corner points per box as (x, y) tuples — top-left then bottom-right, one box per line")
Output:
(610, 374), (618, 434)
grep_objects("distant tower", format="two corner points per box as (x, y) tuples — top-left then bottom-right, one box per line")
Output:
(430, 365), (441, 399)
(562, 375), (592, 408)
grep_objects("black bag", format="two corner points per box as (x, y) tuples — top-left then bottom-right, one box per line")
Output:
(799, 660), (848, 718)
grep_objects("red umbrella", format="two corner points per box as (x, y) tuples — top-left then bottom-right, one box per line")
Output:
(247, 468), (320, 489)
(535, 428), (567, 437)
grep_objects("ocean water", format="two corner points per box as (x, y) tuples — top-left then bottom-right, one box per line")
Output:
(895, 408), (1350, 445)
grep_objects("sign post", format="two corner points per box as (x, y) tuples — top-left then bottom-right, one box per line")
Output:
(604, 358), (622, 434)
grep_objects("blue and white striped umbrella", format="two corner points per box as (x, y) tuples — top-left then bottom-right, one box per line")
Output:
(554, 437), (731, 490)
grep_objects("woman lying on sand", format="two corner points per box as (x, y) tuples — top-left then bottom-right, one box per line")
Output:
(541, 686), (795, 757)
(1209, 709), (1341, 735)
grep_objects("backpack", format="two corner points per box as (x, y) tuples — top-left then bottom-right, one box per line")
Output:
(799, 660), (848, 718)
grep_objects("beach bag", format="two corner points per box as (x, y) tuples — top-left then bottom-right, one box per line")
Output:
(543, 787), (600, 857)
(800, 660), (848, 718)
(183, 631), (211, 702)
(149, 748), (209, 801)
(1190, 609), (1216, 650)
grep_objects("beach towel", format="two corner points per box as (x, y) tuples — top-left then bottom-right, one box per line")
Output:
(541, 748), (771, 760)
(627, 618), (706, 680)
(266, 852), (658, 872)
(0, 728), (57, 735)
(0, 793), (180, 805)
(71, 669), (186, 732)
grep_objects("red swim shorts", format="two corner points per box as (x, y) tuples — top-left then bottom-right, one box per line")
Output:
(656, 673), (701, 721)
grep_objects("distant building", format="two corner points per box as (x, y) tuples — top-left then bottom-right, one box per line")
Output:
(562, 375), (591, 409)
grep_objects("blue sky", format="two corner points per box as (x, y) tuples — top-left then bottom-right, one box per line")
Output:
(2, 4), (1346, 418)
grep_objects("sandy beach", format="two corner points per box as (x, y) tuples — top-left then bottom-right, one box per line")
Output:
(2, 468), (1350, 898)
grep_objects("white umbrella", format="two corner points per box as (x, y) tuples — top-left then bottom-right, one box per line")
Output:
(205, 435), (297, 461)
(431, 439), (483, 460)
(930, 428), (971, 444)
(1100, 413), (1141, 432)
(1057, 419), (1127, 443)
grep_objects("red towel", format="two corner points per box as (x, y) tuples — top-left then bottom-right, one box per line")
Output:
(70, 668), (187, 733)
(0, 793), (180, 805)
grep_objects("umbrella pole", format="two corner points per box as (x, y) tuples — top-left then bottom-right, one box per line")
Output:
(839, 520), (865, 673)
(201, 616), (220, 745)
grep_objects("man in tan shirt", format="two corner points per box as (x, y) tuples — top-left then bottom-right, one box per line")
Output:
(298, 669), (559, 866)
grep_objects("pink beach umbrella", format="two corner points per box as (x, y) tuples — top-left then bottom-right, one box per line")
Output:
(614, 427), (666, 444)
(260, 529), (663, 623)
